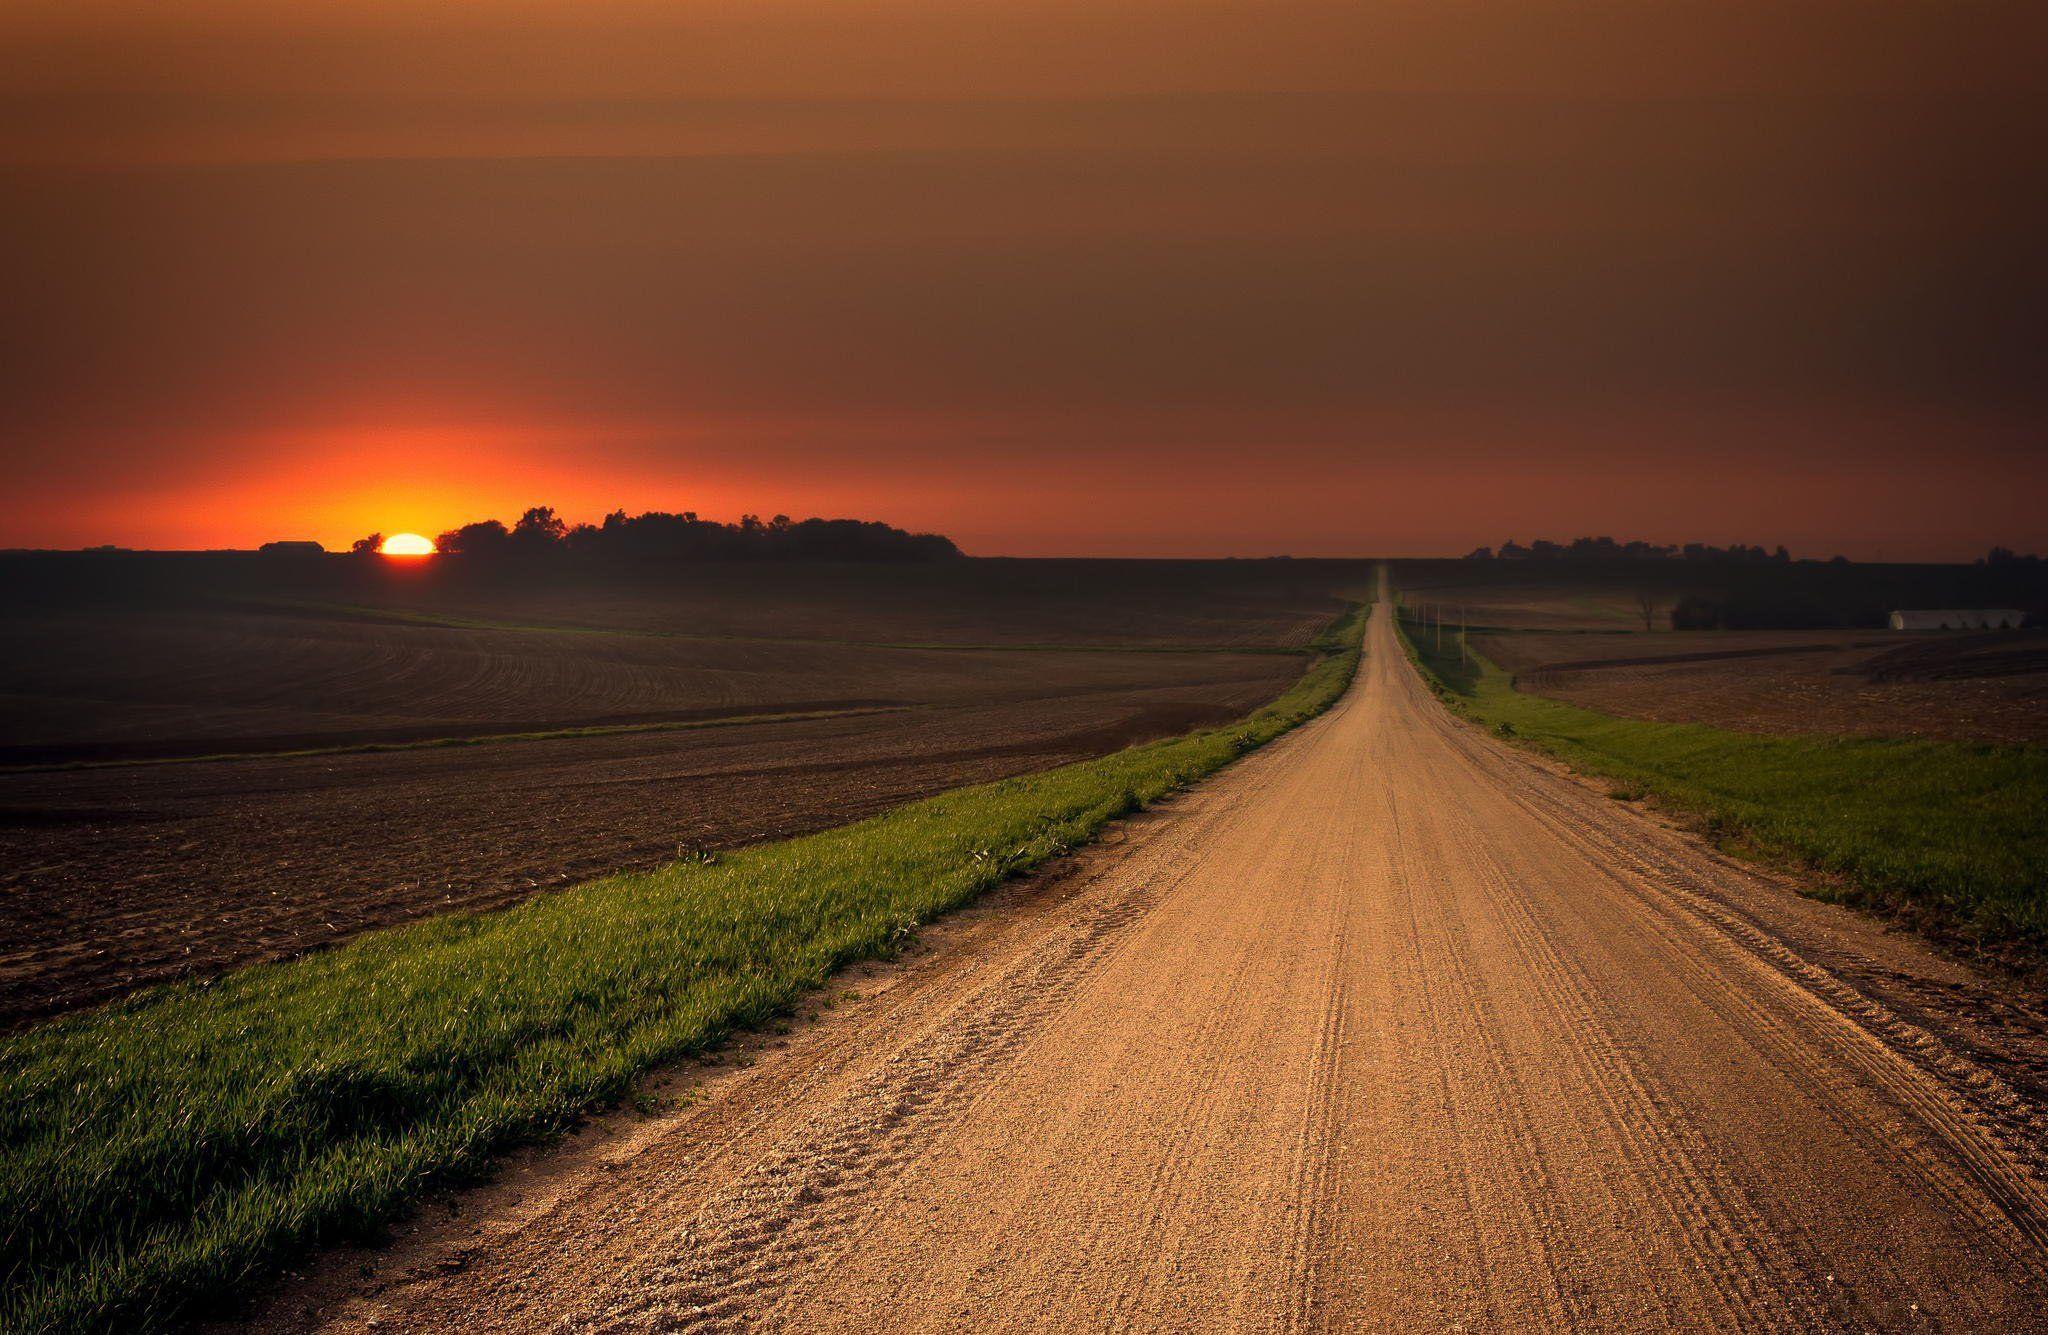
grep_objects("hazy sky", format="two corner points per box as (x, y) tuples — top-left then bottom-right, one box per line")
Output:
(2, 0), (2041, 557)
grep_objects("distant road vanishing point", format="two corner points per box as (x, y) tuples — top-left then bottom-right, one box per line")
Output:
(285, 601), (2048, 1332)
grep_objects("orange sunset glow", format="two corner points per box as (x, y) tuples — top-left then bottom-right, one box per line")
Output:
(2, 0), (2042, 558)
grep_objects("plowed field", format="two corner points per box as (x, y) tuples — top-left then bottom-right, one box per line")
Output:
(1479, 629), (2048, 743)
(1, 557), (1360, 1026)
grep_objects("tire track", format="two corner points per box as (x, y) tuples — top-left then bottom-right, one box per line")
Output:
(1425, 768), (1835, 1326)
(562, 716), (1327, 1332)
(1472, 728), (2048, 1273)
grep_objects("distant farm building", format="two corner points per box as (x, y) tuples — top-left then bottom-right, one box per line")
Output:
(258, 540), (325, 556)
(1888, 609), (2025, 630)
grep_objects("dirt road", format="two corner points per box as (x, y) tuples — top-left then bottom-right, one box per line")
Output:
(269, 601), (2048, 1331)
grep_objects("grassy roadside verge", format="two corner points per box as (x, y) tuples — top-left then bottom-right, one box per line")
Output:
(1394, 608), (2048, 958)
(0, 603), (1366, 1333)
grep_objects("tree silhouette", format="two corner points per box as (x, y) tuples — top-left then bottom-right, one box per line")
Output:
(1476, 536), (1811, 564)
(422, 507), (959, 562)
(435, 519), (510, 555)
(511, 506), (567, 549)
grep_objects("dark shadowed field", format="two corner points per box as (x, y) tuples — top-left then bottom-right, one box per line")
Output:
(1392, 558), (2048, 743)
(0, 554), (1367, 1026)
(1479, 629), (2048, 743)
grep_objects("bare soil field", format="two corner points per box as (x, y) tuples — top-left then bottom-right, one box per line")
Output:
(0, 606), (1289, 760)
(324, 558), (1346, 648)
(0, 556), (1355, 1027)
(1392, 555), (2048, 635)
(1476, 628), (2048, 743)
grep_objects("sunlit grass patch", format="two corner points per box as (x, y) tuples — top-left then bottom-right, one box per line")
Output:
(1396, 609), (2048, 954)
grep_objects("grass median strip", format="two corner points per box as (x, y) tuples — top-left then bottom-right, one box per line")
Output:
(0, 604), (1365, 1333)
(1395, 608), (2048, 956)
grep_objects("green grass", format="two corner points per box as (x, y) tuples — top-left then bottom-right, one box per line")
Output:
(0, 604), (1366, 1333)
(1395, 609), (2048, 954)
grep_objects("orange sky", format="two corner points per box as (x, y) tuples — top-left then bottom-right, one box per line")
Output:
(2, 0), (2042, 558)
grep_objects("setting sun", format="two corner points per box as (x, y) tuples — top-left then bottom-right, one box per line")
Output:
(378, 532), (435, 556)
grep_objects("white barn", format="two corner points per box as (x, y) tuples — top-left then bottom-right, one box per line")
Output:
(1888, 609), (2025, 630)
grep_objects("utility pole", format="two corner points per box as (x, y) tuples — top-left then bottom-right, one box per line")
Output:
(1435, 602), (1443, 653)
(1460, 606), (1469, 666)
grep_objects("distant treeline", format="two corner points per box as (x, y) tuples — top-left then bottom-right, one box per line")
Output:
(1467, 537), (2042, 568)
(1404, 543), (2047, 631)
(1669, 593), (1877, 630)
(1467, 537), (1800, 563)
(356, 508), (961, 562)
